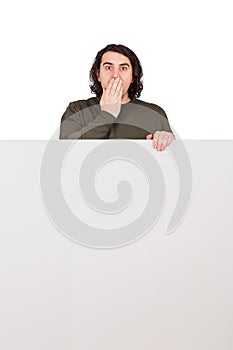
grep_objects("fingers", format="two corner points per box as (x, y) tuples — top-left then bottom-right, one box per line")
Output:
(153, 131), (166, 151)
(149, 131), (175, 151)
(106, 78), (122, 98)
(105, 78), (115, 95)
(100, 78), (123, 118)
(115, 79), (123, 102)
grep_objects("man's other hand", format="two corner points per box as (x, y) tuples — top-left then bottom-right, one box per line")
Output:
(146, 131), (175, 151)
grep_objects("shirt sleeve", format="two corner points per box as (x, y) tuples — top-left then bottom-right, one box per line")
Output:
(59, 102), (116, 139)
(151, 105), (173, 134)
(160, 114), (173, 133)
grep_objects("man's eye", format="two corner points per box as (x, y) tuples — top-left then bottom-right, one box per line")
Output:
(121, 66), (128, 71)
(105, 66), (112, 70)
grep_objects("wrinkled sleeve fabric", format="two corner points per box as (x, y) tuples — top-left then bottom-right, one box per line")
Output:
(134, 100), (173, 135)
(160, 111), (173, 133)
(149, 104), (173, 134)
(59, 101), (116, 139)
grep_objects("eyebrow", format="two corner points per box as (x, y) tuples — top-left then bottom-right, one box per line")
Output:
(103, 62), (130, 67)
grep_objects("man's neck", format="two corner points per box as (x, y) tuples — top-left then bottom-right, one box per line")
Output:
(121, 94), (131, 104)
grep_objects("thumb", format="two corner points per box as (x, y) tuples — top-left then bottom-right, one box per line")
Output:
(146, 134), (153, 140)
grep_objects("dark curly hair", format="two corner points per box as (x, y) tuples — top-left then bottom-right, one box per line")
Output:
(89, 44), (143, 99)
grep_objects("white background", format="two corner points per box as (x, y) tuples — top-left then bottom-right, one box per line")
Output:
(0, 0), (232, 139)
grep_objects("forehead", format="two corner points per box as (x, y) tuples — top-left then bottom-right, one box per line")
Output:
(101, 51), (131, 66)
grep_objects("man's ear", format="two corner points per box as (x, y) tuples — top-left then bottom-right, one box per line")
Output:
(96, 70), (100, 82)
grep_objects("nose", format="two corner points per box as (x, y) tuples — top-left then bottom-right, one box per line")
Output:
(112, 68), (120, 79)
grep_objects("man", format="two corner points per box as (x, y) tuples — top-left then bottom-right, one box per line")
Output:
(60, 44), (175, 151)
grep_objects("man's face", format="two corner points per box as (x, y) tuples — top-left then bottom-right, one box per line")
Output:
(97, 51), (133, 100)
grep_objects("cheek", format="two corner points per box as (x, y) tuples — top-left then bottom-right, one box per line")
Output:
(98, 72), (111, 83)
(124, 75), (133, 87)
(98, 76), (109, 90)
(124, 72), (133, 82)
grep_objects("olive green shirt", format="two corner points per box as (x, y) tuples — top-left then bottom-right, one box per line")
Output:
(59, 97), (172, 139)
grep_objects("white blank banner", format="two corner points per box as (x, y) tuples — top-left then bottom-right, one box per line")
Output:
(0, 140), (233, 349)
